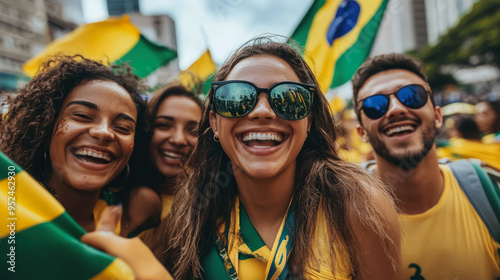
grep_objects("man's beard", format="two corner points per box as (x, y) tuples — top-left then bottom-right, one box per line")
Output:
(368, 122), (436, 170)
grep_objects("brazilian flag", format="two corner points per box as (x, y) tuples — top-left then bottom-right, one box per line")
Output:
(23, 15), (177, 79)
(292, 0), (389, 92)
(0, 152), (134, 279)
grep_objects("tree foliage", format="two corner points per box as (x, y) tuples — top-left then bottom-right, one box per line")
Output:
(411, 0), (500, 89)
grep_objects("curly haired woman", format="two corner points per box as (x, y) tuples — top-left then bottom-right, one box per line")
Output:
(0, 55), (159, 235)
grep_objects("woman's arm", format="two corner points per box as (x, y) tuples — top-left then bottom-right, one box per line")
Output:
(349, 185), (402, 280)
(82, 205), (173, 280)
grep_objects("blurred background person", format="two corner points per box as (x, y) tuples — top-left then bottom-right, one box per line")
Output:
(437, 113), (500, 170)
(336, 107), (374, 163)
(475, 100), (500, 144)
(147, 82), (203, 219)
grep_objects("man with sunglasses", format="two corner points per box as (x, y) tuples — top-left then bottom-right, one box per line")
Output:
(352, 53), (500, 279)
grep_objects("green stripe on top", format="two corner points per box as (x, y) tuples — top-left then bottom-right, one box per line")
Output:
(117, 34), (177, 78)
(0, 213), (115, 280)
(330, 0), (389, 88)
(291, 0), (326, 46)
(239, 203), (267, 252)
(0, 152), (22, 181)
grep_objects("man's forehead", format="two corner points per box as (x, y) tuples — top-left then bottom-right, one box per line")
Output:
(358, 69), (428, 100)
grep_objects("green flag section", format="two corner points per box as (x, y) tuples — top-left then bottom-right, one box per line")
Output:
(291, 0), (389, 92)
(0, 152), (134, 279)
(23, 15), (177, 78)
(180, 49), (217, 95)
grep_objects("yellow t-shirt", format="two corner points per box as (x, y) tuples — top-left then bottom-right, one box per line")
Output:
(400, 165), (500, 279)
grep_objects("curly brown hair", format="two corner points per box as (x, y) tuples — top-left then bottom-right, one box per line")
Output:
(0, 54), (149, 187)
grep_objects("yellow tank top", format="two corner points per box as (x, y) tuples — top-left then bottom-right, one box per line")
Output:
(400, 165), (500, 279)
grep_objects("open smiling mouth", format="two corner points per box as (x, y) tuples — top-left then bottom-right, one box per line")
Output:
(71, 148), (112, 164)
(383, 125), (416, 137)
(241, 132), (285, 148)
(160, 150), (183, 163)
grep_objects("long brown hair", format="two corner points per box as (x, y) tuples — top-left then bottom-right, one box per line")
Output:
(149, 36), (398, 279)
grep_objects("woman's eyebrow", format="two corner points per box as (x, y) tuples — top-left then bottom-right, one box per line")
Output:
(66, 100), (136, 124)
(118, 113), (136, 124)
(66, 100), (98, 110)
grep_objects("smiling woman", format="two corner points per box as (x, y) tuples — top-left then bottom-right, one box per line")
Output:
(0, 55), (157, 235)
(146, 82), (203, 218)
(143, 36), (402, 279)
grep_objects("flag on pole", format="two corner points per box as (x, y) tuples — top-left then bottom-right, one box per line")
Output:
(181, 49), (217, 95)
(23, 15), (177, 78)
(0, 152), (134, 279)
(291, 0), (389, 92)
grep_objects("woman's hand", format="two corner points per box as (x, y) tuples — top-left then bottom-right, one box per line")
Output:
(81, 205), (173, 280)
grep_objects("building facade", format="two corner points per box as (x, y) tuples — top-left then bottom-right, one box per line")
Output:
(0, 0), (83, 90)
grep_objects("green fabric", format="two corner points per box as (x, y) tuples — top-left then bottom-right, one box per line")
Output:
(330, 0), (389, 87)
(117, 34), (177, 78)
(0, 214), (115, 279)
(0, 153), (22, 181)
(203, 73), (215, 96)
(291, 0), (326, 47)
(471, 162), (500, 219)
(201, 246), (233, 280)
(239, 203), (267, 252)
(0, 151), (123, 279)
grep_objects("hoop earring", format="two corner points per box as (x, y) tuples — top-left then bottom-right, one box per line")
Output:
(213, 134), (220, 142)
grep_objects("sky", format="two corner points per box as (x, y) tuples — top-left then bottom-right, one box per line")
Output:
(83, 0), (313, 69)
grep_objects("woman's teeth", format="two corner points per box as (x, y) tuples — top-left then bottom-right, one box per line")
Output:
(242, 132), (283, 142)
(74, 148), (111, 162)
(161, 151), (182, 159)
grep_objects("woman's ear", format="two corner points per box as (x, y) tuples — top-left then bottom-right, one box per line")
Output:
(209, 110), (218, 135)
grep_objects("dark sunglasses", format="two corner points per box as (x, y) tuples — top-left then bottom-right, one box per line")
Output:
(211, 80), (314, 120)
(358, 84), (430, 120)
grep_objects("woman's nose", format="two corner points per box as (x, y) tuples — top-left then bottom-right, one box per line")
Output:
(247, 93), (277, 120)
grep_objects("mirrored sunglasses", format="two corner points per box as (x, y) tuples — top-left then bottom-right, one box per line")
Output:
(212, 80), (314, 120)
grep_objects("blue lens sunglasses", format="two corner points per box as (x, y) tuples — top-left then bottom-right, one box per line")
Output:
(357, 84), (431, 120)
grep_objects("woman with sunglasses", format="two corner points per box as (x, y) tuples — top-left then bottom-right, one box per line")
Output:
(83, 37), (401, 279)
(0, 55), (156, 235)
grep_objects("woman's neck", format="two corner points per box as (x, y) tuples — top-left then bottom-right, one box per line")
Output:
(234, 164), (295, 248)
(47, 173), (100, 232)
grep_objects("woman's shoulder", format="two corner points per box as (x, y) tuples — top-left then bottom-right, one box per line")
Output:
(122, 186), (162, 237)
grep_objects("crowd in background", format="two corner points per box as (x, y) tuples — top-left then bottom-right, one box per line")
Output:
(0, 38), (499, 279)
